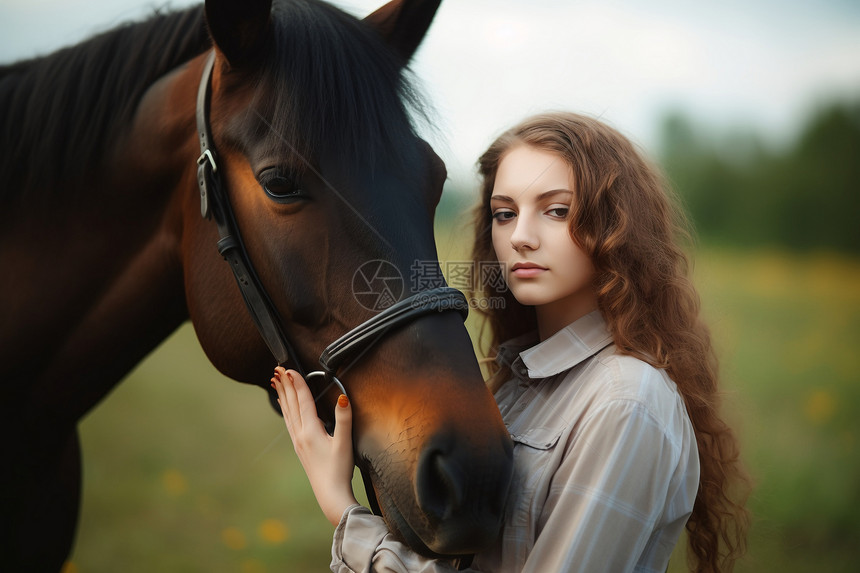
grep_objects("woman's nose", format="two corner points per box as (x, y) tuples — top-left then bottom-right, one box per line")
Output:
(510, 216), (539, 251)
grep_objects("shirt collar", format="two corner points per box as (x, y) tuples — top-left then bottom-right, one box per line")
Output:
(498, 310), (614, 380)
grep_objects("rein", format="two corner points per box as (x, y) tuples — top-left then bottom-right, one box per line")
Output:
(194, 49), (468, 409)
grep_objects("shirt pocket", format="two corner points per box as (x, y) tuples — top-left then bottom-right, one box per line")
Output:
(511, 426), (563, 450)
(507, 426), (564, 529)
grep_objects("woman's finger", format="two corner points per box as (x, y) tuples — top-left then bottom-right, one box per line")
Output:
(333, 394), (353, 457)
(274, 366), (301, 433)
(288, 368), (321, 422)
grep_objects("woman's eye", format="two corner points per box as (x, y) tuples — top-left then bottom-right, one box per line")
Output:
(492, 210), (516, 222)
(547, 206), (569, 219)
(260, 170), (303, 202)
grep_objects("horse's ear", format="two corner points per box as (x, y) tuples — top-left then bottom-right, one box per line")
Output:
(205, 0), (272, 67)
(364, 0), (442, 64)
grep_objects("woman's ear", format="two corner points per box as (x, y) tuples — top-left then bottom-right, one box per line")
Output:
(364, 0), (442, 65)
(205, 0), (272, 68)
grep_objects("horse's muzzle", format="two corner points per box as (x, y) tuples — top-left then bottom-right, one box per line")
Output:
(360, 423), (514, 557)
(414, 430), (513, 554)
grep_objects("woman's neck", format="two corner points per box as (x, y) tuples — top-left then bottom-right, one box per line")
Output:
(535, 297), (599, 341)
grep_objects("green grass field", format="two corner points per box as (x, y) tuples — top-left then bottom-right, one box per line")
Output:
(690, 249), (860, 573)
(65, 234), (860, 572)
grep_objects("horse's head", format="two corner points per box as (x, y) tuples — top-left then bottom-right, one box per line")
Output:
(181, 0), (512, 556)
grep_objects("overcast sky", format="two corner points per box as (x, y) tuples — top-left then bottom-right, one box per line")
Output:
(2, 0), (859, 186)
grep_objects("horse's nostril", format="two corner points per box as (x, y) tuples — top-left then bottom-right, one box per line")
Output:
(416, 443), (465, 522)
(410, 432), (513, 554)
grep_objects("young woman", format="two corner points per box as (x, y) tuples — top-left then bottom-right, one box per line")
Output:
(272, 112), (749, 572)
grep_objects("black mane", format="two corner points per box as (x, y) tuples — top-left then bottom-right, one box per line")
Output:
(0, 0), (429, 204)
(241, 0), (428, 173)
(0, 5), (210, 200)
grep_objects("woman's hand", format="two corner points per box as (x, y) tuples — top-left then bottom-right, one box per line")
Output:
(272, 366), (358, 527)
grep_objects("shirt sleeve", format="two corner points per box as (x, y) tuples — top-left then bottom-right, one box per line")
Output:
(521, 397), (687, 573)
(330, 504), (469, 573)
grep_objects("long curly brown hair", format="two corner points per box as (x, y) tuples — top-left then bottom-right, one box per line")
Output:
(469, 112), (750, 572)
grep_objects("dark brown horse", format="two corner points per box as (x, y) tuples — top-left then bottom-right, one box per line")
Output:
(0, 0), (513, 569)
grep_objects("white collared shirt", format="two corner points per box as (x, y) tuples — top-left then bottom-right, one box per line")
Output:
(331, 311), (699, 572)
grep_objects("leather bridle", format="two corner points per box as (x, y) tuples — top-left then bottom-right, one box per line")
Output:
(194, 50), (469, 419)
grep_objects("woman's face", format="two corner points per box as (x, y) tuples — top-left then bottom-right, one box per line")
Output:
(490, 144), (598, 331)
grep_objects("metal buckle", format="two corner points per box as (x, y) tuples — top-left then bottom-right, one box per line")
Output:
(197, 148), (218, 173)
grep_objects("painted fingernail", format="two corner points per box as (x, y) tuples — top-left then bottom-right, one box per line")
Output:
(286, 371), (294, 382)
(338, 394), (349, 408)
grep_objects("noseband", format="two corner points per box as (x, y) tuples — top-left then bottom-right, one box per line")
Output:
(194, 51), (468, 409)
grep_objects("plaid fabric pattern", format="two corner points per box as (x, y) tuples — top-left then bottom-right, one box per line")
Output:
(331, 311), (699, 573)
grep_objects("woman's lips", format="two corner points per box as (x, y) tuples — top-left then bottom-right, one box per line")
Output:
(511, 263), (547, 278)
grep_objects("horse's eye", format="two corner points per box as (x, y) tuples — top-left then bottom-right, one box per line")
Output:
(260, 169), (303, 202)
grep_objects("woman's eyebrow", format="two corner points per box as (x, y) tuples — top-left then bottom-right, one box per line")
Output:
(491, 189), (572, 204)
(536, 189), (573, 201)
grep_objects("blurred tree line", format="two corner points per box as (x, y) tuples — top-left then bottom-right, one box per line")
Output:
(658, 98), (860, 253)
